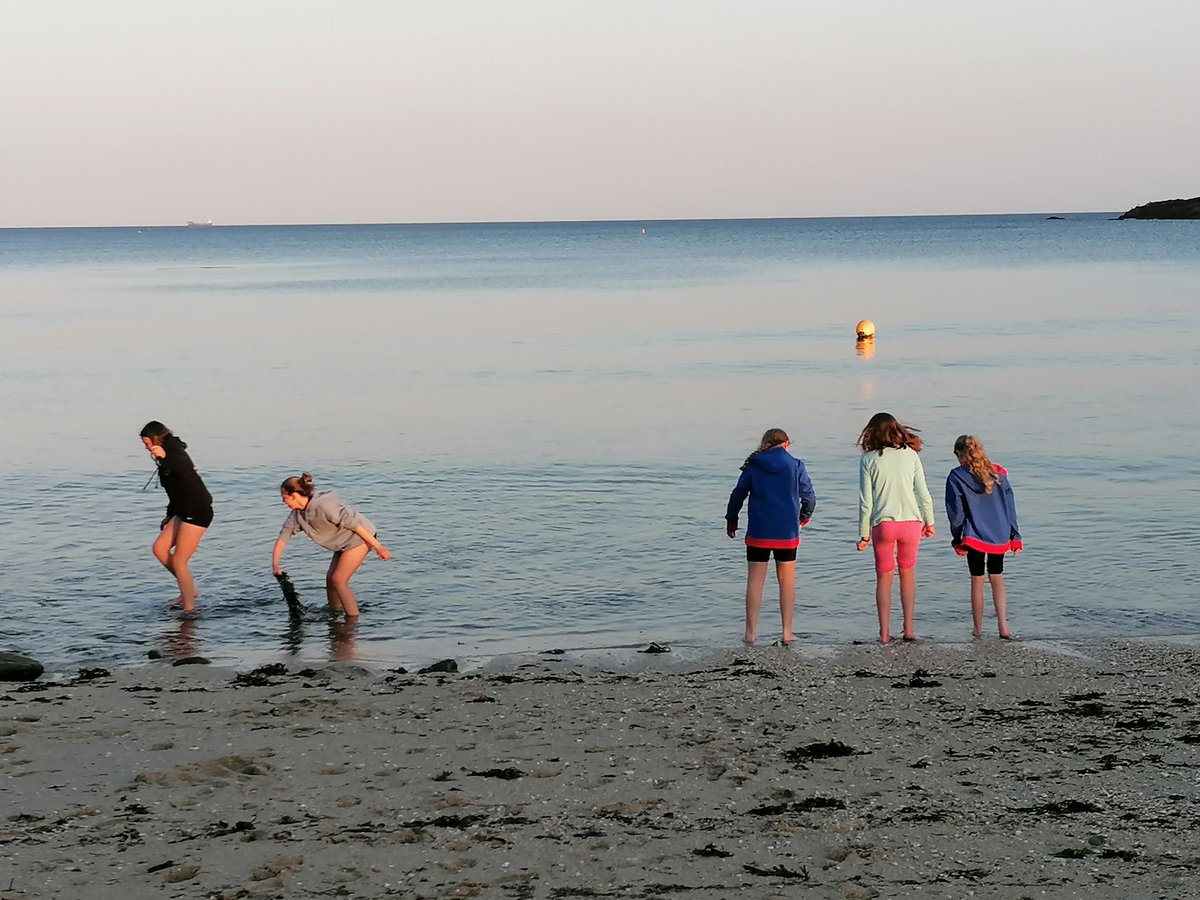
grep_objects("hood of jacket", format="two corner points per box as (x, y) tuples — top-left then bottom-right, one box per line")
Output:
(949, 463), (1007, 495)
(162, 434), (189, 452)
(748, 446), (794, 475)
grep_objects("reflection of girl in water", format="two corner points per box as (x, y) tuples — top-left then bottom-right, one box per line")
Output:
(272, 472), (391, 619)
(140, 421), (213, 613)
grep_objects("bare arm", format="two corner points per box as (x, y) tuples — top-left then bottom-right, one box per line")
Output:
(271, 538), (288, 575)
(353, 526), (391, 561)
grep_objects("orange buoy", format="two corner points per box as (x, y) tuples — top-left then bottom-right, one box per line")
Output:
(855, 319), (876, 340)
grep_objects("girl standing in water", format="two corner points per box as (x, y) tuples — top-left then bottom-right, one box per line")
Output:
(945, 434), (1023, 639)
(855, 412), (935, 644)
(140, 421), (213, 613)
(272, 472), (391, 618)
(726, 428), (817, 645)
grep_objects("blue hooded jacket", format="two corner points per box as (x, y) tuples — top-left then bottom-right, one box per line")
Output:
(945, 464), (1022, 555)
(726, 446), (817, 548)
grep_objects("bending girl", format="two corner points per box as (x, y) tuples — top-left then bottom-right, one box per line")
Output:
(945, 435), (1023, 639)
(726, 428), (817, 645)
(856, 412), (935, 644)
(140, 421), (213, 613)
(272, 472), (391, 618)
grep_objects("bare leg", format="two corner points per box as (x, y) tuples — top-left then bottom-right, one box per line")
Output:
(970, 575), (986, 636)
(898, 567), (917, 640)
(151, 519), (185, 606)
(776, 560), (796, 643)
(743, 561), (768, 644)
(151, 518), (177, 571)
(170, 523), (207, 613)
(990, 574), (1010, 638)
(326, 544), (370, 618)
(876, 570), (895, 643)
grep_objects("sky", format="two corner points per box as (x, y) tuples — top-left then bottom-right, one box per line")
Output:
(3, 0), (1198, 226)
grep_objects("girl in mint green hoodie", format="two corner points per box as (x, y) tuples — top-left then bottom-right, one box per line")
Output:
(855, 413), (936, 644)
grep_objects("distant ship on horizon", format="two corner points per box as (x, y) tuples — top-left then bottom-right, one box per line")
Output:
(186, 220), (214, 227)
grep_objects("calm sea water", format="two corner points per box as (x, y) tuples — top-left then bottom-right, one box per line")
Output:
(2, 214), (1198, 673)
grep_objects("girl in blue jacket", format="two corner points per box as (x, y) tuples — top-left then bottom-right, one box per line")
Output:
(726, 428), (817, 645)
(945, 434), (1023, 639)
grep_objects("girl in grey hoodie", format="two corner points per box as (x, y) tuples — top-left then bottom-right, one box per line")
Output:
(272, 472), (391, 618)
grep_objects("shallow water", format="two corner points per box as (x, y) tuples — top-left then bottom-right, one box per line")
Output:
(2, 214), (1198, 672)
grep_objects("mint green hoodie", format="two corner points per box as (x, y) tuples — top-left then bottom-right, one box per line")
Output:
(858, 446), (934, 539)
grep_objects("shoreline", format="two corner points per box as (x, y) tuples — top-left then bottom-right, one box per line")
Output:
(16, 629), (1200, 681)
(4, 638), (1199, 898)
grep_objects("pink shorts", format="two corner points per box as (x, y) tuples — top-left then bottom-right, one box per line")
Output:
(871, 521), (923, 574)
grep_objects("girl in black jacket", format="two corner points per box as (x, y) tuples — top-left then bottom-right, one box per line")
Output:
(140, 421), (213, 612)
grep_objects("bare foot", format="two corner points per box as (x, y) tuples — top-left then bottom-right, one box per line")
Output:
(781, 633), (797, 645)
(742, 634), (757, 645)
(169, 596), (185, 609)
(880, 635), (892, 645)
(999, 631), (1014, 640)
(902, 633), (917, 642)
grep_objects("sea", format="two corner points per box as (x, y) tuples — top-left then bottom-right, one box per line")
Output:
(1, 214), (1197, 674)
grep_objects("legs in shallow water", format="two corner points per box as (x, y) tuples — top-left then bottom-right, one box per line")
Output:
(875, 570), (895, 643)
(971, 574), (1011, 638)
(776, 560), (796, 644)
(151, 518), (206, 613)
(743, 561), (768, 643)
(990, 573), (1010, 637)
(325, 543), (371, 618)
(898, 567), (917, 640)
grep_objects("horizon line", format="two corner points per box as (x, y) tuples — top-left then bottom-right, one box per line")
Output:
(0, 209), (1126, 230)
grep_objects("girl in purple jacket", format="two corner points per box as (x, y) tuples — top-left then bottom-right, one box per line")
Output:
(945, 435), (1023, 639)
(726, 428), (817, 645)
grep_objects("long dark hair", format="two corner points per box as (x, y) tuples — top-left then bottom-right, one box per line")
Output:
(139, 420), (171, 445)
(741, 427), (789, 470)
(857, 412), (923, 454)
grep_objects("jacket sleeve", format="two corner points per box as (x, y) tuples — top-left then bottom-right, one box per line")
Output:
(726, 470), (751, 523)
(858, 456), (873, 539)
(913, 455), (935, 526)
(945, 474), (965, 542)
(277, 511), (301, 545)
(796, 460), (817, 521)
(1001, 476), (1021, 542)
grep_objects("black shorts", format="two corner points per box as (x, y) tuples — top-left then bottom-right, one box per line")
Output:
(966, 549), (1004, 576)
(747, 545), (797, 563)
(178, 508), (214, 529)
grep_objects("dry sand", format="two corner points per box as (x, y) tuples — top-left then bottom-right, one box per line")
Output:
(2, 638), (1199, 899)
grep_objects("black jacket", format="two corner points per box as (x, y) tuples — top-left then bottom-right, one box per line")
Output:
(156, 434), (212, 518)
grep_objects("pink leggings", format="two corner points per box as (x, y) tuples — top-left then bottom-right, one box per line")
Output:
(872, 521), (923, 574)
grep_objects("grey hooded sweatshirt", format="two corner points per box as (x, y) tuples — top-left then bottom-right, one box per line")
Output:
(278, 491), (374, 552)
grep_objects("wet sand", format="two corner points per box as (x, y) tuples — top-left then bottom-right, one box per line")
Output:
(2, 638), (1198, 899)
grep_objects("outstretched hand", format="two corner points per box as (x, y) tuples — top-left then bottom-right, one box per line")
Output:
(271, 562), (282, 576)
(375, 544), (392, 561)
(855, 538), (869, 552)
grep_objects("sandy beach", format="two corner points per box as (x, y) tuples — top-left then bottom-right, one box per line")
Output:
(2, 638), (1198, 899)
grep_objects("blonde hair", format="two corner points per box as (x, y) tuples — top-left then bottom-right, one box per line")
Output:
(741, 428), (789, 470)
(280, 472), (316, 498)
(953, 435), (997, 493)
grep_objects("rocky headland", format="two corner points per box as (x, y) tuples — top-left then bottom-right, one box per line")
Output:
(1118, 196), (1200, 219)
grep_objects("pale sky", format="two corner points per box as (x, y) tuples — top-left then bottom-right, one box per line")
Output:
(3, 0), (1197, 226)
